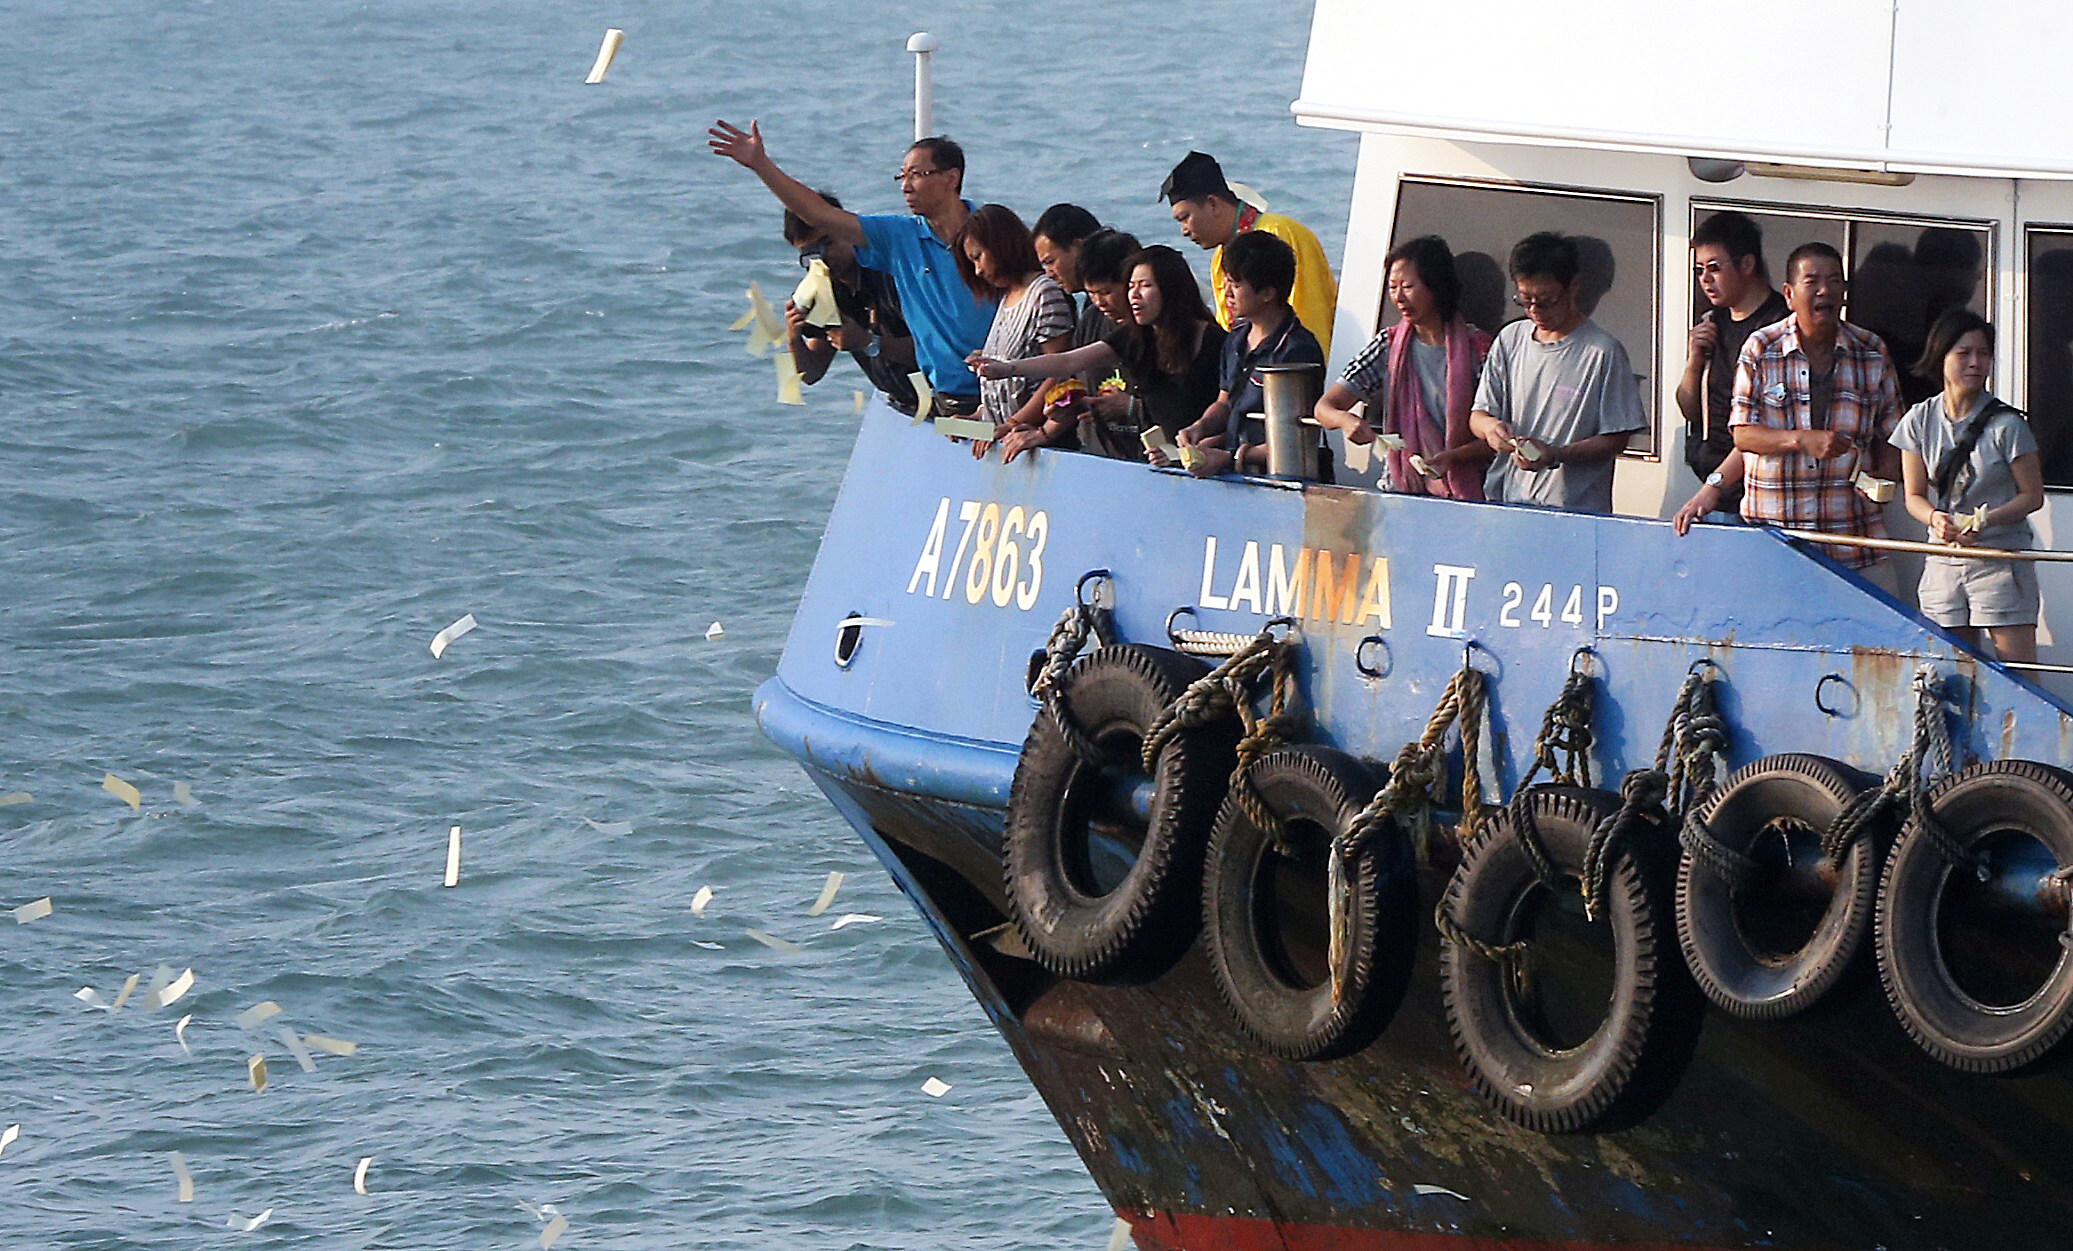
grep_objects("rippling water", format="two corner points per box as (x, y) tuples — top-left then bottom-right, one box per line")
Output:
(0, 2), (1351, 1245)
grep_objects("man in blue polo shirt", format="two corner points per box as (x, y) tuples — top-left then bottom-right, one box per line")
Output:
(709, 119), (996, 412)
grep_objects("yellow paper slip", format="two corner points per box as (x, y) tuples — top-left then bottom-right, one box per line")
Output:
(774, 353), (804, 406)
(103, 773), (142, 812)
(13, 897), (52, 924)
(908, 371), (934, 423)
(933, 416), (996, 441)
(806, 871), (843, 917)
(583, 28), (623, 84)
(791, 258), (844, 329)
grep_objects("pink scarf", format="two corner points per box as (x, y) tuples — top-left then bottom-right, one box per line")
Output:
(1384, 317), (1491, 500)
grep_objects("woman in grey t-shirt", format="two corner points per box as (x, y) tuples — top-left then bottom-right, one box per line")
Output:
(1893, 310), (2046, 663)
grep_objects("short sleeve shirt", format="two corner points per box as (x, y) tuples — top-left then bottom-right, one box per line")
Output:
(1219, 314), (1326, 446)
(1688, 289), (1790, 490)
(1474, 318), (1648, 513)
(1339, 327), (1457, 440)
(1889, 393), (2039, 547)
(828, 268), (920, 410)
(976, 274), (1075, 423)
(855, 201), (999, 399)
(1730, 317), (1901, 565)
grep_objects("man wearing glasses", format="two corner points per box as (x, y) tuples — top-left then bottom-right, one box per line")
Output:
(710, 121), (995, 413)
(1469, 232), (1647, 513)
(780, 190), (920, 414)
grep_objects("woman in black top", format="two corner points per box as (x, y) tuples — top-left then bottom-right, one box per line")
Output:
(969, 245), (1225, 462)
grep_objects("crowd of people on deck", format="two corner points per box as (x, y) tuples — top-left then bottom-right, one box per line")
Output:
(709, 123), (2046, 662)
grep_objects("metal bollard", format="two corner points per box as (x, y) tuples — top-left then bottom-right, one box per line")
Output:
(1257, 363), (1322, 481)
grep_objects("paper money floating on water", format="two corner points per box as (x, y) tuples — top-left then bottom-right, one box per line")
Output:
(704, 621), (724, 640)
(109, 972), (141, 1014)
(0, 1124), (18, 1160)
(75, 986), (113, 1011)
(743, 928), (800, 953)
(0, 792), (32, 806)
(920, 1077), (952, 1098)
(830, 913), (881, 930)
(103, 773), (142, 812)
(806, 871), (844, 917)
(146, 967), (195, 1011)
(173, 781), (198, 808)
(691, 885), (714, 916)
(691, 940), (725, 950)
(429, 613), (477, 659)
(584, 27), (623, 83)
(444, 825), (462, 887)
(236, 1001), (282, 1031)
(775, 351), (805, 406)
(583, 817), (634, 836)
(176, 1014), (194, 1055)
(280, 1027), (317, 1073)
(248, 1054), (268, 1093)
(12, 897), (52, 924)
(353, 1156), (372, 1196)
(517, 1200), (561, 1222)
(229, 1208), (273, 1232)
(302, 1034), (358, 1057)
(541, 1215), (570, 1249)
(169, 1151), (195, 1202)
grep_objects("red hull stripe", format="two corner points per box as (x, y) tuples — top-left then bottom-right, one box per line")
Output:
(1121, 1210), (1730, 1251)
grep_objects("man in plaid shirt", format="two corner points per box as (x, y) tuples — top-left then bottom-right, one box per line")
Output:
(1730, 242), (1902, 589)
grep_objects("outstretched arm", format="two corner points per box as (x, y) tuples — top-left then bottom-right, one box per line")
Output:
(969, 341), (1119, 382)
(707, 120), (867, 248)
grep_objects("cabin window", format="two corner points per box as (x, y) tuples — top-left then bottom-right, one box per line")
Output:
(2026, 228), (2073, 487)
(1690, 203), (1991, 410)
(1390, 179), (1661, 456)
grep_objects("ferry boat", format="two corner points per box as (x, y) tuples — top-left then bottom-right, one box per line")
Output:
(756, 4), (2073, 1246)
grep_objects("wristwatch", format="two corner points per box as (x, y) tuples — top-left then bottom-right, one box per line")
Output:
(1704, 471), (1726, 488)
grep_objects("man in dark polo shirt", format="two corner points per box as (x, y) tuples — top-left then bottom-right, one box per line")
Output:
(1175, 231), (1326, 478)
(781, 191), (920, 414)
(1671, 211), (1789, 533)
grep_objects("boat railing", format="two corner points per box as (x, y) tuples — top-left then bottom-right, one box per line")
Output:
(1780, 529), (2073, 563)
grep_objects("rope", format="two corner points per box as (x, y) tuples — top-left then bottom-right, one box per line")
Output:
(1138, 625), (1302, 851)
(1031, 599), (1115, 764)
(1814, 669), (1967, 875)
(1330, 662), (1493, 1002)
(1582, 670), (1726, 920)
(1503, 664), (1599, 898)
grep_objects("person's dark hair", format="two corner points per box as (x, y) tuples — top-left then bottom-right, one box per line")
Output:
(1509, 232), (1579, 286)
(1032, 204), (1101, 248)
(1221, 230), (1296, 305)
(1123, 245), (1213, 376)
(1691, 210), (1766, 275)
(908, 136), (965, 181)
(1077, 229), (1142, 286)
(1784, 241), (1845, 283)
(1383, 235), (1462, 323)
(783, 189), (843, 245)
(1913, 307), (1996, 381)
(952, 203), (1040, 299)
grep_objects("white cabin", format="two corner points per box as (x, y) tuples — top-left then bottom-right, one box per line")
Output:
(1296, 0), (2073, 680)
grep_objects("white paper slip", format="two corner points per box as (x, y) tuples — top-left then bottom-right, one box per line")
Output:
(248, 1054), (268, 1093)
(301, 1034), (358, 1057)
(1413, 1183), (1470, 1200)
(920, 1076), (952, 1098)
(236, 1001), (282, 1031)
(141, 965), (174, 1008)
(691, 885), (714, 916)
(109, 972), (140, 1014)
(830, 913), (882, 930)
(444, 825), (462, 887)
(1513, 438), (1545, 462)
(583, 817), (633, 836)
(541, 1214), (570, 1250)
(806, 871), (844, 917)
(169, 1151), (194, 1202)
(705, 621), (724, 640)
(743, 928), (800, 953)
(429, 613), (477, 659)
(933, 415), (997, 441)
(1854, 472), (1897, 504)
(153, 968), (196, 1011)
(0, 1124), (18, 1159)
(231, 1208), (273, 1232)
(1377, 432), (1406, 451)
(584, 27), (624, 83)
(1140, 426), (1176, 457)
(1105, 1216), (1134, 1251)
(0, 792), (32, 806)
(281, 1027), (317, 1073)
(908, 370), (935, 423)
(104, 773), (143, 812)
(176, 1014), (194, 1055)
(353, 1156), (372, 1195)
(75, 986), (112, 1011)
(691, 940), (725, 950)
(852, 390), (866, 415)
(12, 897), (52, 924)
(173, 781), (198, 808)
(1343, 436), (1371, 474)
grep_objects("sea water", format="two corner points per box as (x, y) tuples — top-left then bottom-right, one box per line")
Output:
(0, 1), (1352, 1245)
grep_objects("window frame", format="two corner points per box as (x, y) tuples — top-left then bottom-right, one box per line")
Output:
(2021, 222), (2073, 491)
(1390, 174), (1664, 461)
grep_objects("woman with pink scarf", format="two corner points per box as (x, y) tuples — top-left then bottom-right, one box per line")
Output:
(1316, 236), (1493, 498)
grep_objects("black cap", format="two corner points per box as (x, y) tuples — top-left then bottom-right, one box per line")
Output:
(1160, 151), (1231, 205)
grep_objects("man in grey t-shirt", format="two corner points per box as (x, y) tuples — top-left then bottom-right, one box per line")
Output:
(1470, 233), (1647, 513)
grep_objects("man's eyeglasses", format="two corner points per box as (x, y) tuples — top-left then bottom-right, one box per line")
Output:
(1512, 293), (1565, 311)
(797, 244), (827, 269)
(894, 168), (946, 185)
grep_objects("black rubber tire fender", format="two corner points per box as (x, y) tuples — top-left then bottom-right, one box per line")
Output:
(1440, 786), (1695, 1133)
(1677, 753), (1883, 1020)
(1201, 746), (1416, 1061)
(1004, 643), (1237, 982)
(1876, 759), (2073, 1073)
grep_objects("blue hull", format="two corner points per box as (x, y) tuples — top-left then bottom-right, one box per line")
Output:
(758, 405), (2073, 1249)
